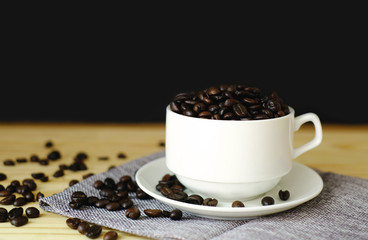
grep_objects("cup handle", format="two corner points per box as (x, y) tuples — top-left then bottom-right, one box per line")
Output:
(292, 113), (323, 159)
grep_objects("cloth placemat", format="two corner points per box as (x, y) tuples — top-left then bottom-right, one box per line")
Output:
(39, 151), (368, 240)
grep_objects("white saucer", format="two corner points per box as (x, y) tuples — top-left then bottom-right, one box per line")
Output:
(135, 157), (323, 220)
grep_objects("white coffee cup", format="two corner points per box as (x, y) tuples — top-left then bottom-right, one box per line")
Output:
(165, 106), (322, 201)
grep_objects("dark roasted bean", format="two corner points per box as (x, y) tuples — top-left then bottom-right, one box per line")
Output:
(36, 192), (44, 201)
(13, 197), (27, 206)
(10, 216), (28, 227)
(25, 207), (40, 218)
(0, 190), (11, 197)
(104, 231), (118, 240)
(198, 111), (212, 118)
(261, 196), (275, 206)
(8, 207), (23, 219)
(16, 158), (27, 163)
(0, 194), (16, 205)
(0, 207), (7, 222)
(0, 185), (4, 191)
(117, 152), (127, 159)
(170, 101), (181, 113)
(233, 103), (249, 117)
(144, 209), (162, 217)
(45, 140), (53, 148)
(69, 201), (83, 210)
(40, 176), (49, 182)
(16, 185), (29, 194)
(53, 169), (64, 178)
(3, 159), (15, 166)
(39, 159), (49, 165)
(30, 155), (40, 162)
(279, 190), (290, 201)
(66, 217), (81, 229)
(0, 173), (6, 181)
(169, 209), (182, 220)
(23, 191), (35, 202)
(120, 198), (133, 209)
(125, 207), (140, 220)
(86, 224), (102, 239)
(77, 221), (90, 235)
(87, 196), (99, 206)
(105, 202), (122, 211)
(71, 191), (87, 204)
(6, 185), (16, 193)
(31, 172), (45, 179)
(94, 199), (110, 208)
(22, 179), (37, 191)
(136, 188), (152, 199)
(203, 198), (218, 206)
(232, 200), (245, 207)
(99, 188), (116, 199)
(186, 194), (204, 205)
(93, 180), (105, 189)
(10, 180), (20, 187)
(47, 150), (61, 160)
(69, 180), (79, 187)
(104, 178), (116, 189)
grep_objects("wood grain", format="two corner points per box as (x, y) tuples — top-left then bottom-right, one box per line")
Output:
(0, 123), (367, 239)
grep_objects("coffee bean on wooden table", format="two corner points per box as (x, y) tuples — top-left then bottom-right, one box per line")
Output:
(66, 217), (81, 229)
(10, 216), (28, 227)
(169, 209), (183, 220)
(261, 196), (275, 206)
(86, 224), (102, 239)
(77, 221), (90, 235)
(31, 172), (45, 179)
(16, 158), (27, 163)
(3, 159), (15, 166)
(25, 207), (40, 218)
(0, 194), (16, 205)
(0, 185), (4, 191)
(45, 140), (53, 148)
(8, 207), (23, 219)
(13, 197), (27, 206)
(279, 190), (290, 200)
(232, 200), (245, 207)
(47, 150), (61, 160)
(125, 207), (140, 220)
(0, 190), (11, 197)
(22, 179), (37, 191)
(23, 191), (35, 202)
(104, 231), (118, 240)
(0, 207), (7, 222)
(53, 169), (64, 178)
(0, 173), (6, 181)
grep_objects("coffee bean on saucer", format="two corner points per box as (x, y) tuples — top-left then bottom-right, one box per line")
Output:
(261, 196), (275, 206)
(25, 207), (40, 218)
(186, 194), (204, 205)
(232, 200), (245, 208)
(169, 209), (183, 220)
(279, 190), (290, 201)
(66, 217), (81, 229)
(10, 216), (28, 227)
(104, 231), (118, 240)
(125, 207), (140, 220)
(203, 198), (218, 207)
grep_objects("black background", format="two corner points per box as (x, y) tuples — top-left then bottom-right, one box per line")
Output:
(1, 14), (366, 124)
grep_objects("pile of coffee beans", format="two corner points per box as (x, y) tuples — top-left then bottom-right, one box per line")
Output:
(0, 178), (38, 207)
(157, 173), (291, 207)
(0, 206), (40, 227)
(169, 84), (290, 120)
(66, 217), (106, 239)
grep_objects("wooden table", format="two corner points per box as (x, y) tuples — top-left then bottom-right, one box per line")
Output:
(0, 123), (367, 240)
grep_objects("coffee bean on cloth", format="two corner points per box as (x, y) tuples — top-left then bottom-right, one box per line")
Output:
(39, 151), (368, 240)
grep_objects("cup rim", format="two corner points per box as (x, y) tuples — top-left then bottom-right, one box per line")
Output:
(166, 105), (295, 122)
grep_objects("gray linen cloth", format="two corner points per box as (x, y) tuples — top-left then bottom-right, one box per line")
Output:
(39, 151), (368, 240)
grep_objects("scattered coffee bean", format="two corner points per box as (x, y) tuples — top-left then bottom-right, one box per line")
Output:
(98, 156), (109, 161)
(0, 185), (4, 191)
(6, 185), (16, 193)
(69, 180), (79, 187)
(0, 194), (16, 205)
(0, 173), (7, 181)
(47, 150), (61, 160)
(105, 202), (122, 211)
(86, 224), (102, 239)
(0, 190), (11, 197)
(104, 231), (118, 240)
(23, 191), (35, 202)
(75, 152), (88, 162)
(120, 198), (133, 209)
(69, 201), (83, 210)
(203, 198), (218, 207)
(87, 196), (99, 206)
(36, 192), (44, 201)
(144, 209), (162, 217)
(10, 180), (20, 188)
(232, 200), (245, 208)
(16, 158), (27, 163)
(169, 209), (183, 220)
(25, 207), (40, 218)
(71, 191), (88, 204)
(10, 215), (28, 227)
(53, 169), (64, 178)
(31, 172), (45, 179)
(3, 159), (15, 166)
(94, 199), (110, 208)
(0, 207), (7, 222)
(22, 179), (37, 191)
(30, 155), (40, 162)
(117, 152), (127, 159)
(16, 185), (29, 194)
(8, 207), (24, 219)
(39, 159), (49, 165)
(261, 196), (275, 206)
(40, 176), (49, 182)
(186, 194), (204, 205)
(13, 197), (27, 206)
(279, 190), (290, 201)
(45, 140), (53, 148)
(66, 217), (81, 229)
(77, 221), (90, 235)
(125, 207), (140, 220)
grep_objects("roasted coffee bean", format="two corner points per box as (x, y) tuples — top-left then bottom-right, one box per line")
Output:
(120, 198), (133, 209)
(87, 196), (99, 206)
(47, 150), (61, 160)
(66, 217), (81, 229)
(36, 192), (44, 201)
(232, 200), (245, 207)
(261, 196), (275, 206)
(10, 215), (28, 227)
(75, 152), (88, 162)
(233, 103), (249, 118)
(30, 155), (40, 162)
(94, 199), (110, 208)
(77, 221), (90, 235)
(0, 185), (4, 191)
(0, 207), (7, 222)
(99, 188), (116, 199)
(198, 111), (212, 118)
(93, 180), (105, 189)
(8, 207), (23, 219)
(23, 191), (35, 202)
(69, 201), (83, 210)
(31, 172), (45, 179)
(0, 173), (6, 181)
(105, 202), (122, 211)
(71, 191), (88, 204)
(53, 169), (64, 178)
(186, 194), (204, 205)
(39, 159), (49, 165)
(120, 175), (132, 183)
(279, 190), (290, 201)
(6, 185), (16, 193)
(169, 209), (183, 220)
(16, 185), (30, 194)
(23, 179), (37, 191)
(104, 231), (118, 240)
(69, 179), (79, 187)
(136, 188), (152, 199)
(3, 159), (15, 166)
(125, 207), (140, 220)
(25, 207), (40, 218)
(0, 190), (11, 197)
(116, 190), (128, 199)
(0, 194), (16, 205)
(13, 197), (27, 206)
(162, 210), (171, 217)
(203, 198), (218, 207)
(98, 156), (109, 161)
(168, 191), (188, 201)
(86, 224), (102, 239)
(40, 176), (49, 182)
(45, 140), (53, 148)
(117, 152), (127, 159)
(104, 178), (116, 189)
(16, 158), (27, 163)
(144, 209), (162, 217)
(10, 180), (20, 188)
